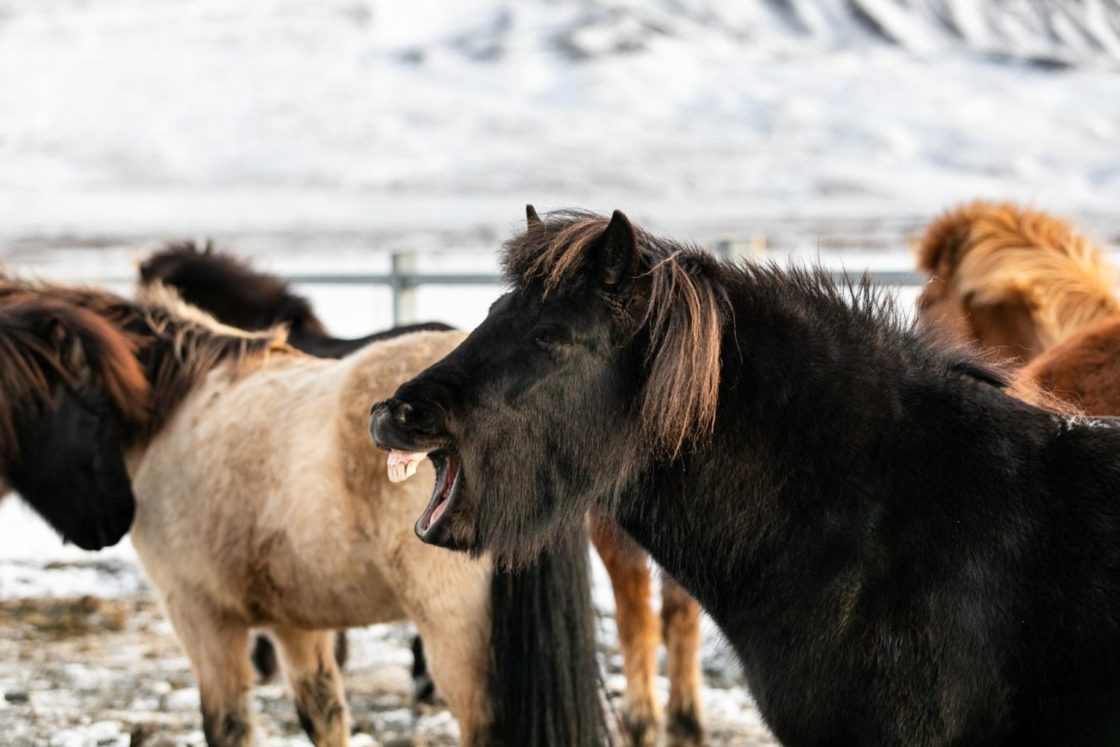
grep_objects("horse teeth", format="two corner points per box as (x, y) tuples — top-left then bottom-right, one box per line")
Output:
(387, 451), (425, 483)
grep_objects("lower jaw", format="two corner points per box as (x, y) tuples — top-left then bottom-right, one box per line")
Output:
(415, 452), (461, 543)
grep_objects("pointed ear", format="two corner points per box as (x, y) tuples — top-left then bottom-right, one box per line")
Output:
(598, 210), (640, 290)
(526, 204), (542, 230)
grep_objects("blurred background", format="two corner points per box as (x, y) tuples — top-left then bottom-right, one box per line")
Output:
(1, 1), (1118, 744)
(3, 0), (1119, 333)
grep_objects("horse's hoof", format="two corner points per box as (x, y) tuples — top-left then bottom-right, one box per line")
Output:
(620, 699), (660, 747)
(666, 706), (704, 747)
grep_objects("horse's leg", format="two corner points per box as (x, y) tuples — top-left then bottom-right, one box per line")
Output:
(591, 514), (661, 747)
(251, 629), (348, 683)
(162, 598), (254, 747)
(411, 634), (437, 704)
(382, 538), (491, 745)
(406, 601), (491, 746)
(250, 633), (279, 682)
(270, 626), (350, 747)
(661, 575), (705, 746)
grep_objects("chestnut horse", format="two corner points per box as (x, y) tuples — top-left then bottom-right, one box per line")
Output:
(915, 199), (1118, 365)
(2, 274), (604, 747)
(372, 207), (1120, 745)
(1012, 317), (1120, 415)
(913, 200), (1120, 415)
(0, 298), (145, 549)
(140, 238), (704, 745)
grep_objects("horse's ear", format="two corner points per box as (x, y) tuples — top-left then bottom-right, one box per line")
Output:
(526, 204), (542, 230)
(598, 210), (640, 290)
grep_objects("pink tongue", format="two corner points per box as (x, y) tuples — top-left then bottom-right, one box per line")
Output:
(430, 497), (450, 527)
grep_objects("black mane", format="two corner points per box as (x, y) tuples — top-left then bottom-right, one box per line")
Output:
(732, 262), (1013, 389)
(140, 241), (454, 359)
(140, 241), (327, 335)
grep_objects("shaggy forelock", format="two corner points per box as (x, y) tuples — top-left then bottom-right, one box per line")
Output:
(501, 210), (730, 457)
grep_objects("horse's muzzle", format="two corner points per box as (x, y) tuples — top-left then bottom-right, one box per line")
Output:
(369, 397), (445, 452)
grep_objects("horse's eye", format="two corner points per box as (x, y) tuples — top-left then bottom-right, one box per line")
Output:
(534, 329), (573, 350)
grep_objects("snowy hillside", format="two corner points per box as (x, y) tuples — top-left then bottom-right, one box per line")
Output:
(1, 0), (1118, 246)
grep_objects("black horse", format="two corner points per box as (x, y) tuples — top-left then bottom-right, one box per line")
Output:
(1, 299), (147, 550)
(140, 241), (451, 357)
(372, 207), (1120, 746)
(139, 241), (452, 697)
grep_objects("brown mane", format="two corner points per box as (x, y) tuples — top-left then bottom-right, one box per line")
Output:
(502, 211), (728, 457)
(0, 274), (290, 443)
(0, 300), (149, 469)
(917, 200), (1119, 349)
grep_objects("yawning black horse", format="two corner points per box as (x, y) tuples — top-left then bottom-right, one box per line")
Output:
(372, 207), (1120, 745)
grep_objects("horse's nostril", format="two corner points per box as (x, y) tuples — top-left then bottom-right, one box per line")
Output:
(395, 402), (414, 425)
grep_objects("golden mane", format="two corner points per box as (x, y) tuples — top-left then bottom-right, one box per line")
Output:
(917, 200), (1119, 349)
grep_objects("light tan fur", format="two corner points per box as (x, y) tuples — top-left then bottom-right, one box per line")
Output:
(129, 330), (494, 746)
(916, 200), (1119, 363)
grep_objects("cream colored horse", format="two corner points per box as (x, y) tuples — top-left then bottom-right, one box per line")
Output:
(131, 330), (498, 745)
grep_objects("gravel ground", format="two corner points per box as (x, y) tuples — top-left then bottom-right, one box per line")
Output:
(0, 562), (778, 747)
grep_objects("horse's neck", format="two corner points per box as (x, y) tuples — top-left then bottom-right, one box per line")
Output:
(615, 283), (950, 628)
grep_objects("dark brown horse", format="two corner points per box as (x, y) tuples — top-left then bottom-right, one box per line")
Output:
(0, 297), (146, 550)
(372, 206), (1120, 746)
(140, 238), (705, 745)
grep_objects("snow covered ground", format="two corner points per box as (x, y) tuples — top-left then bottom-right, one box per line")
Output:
(1, 0), (1119, 744)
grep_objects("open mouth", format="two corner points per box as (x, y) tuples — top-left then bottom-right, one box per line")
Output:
(386, 448), (462, 539)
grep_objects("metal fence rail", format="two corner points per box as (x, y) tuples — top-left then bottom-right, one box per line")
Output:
(86, 248), (931, 326)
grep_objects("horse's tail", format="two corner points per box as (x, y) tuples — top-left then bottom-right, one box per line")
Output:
(487, 525), (607, 746)
(0, 300), (148, 467)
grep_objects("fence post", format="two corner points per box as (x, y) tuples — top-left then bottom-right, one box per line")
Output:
(715, 235), (766, 263)
(390, 252), (417, 326)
